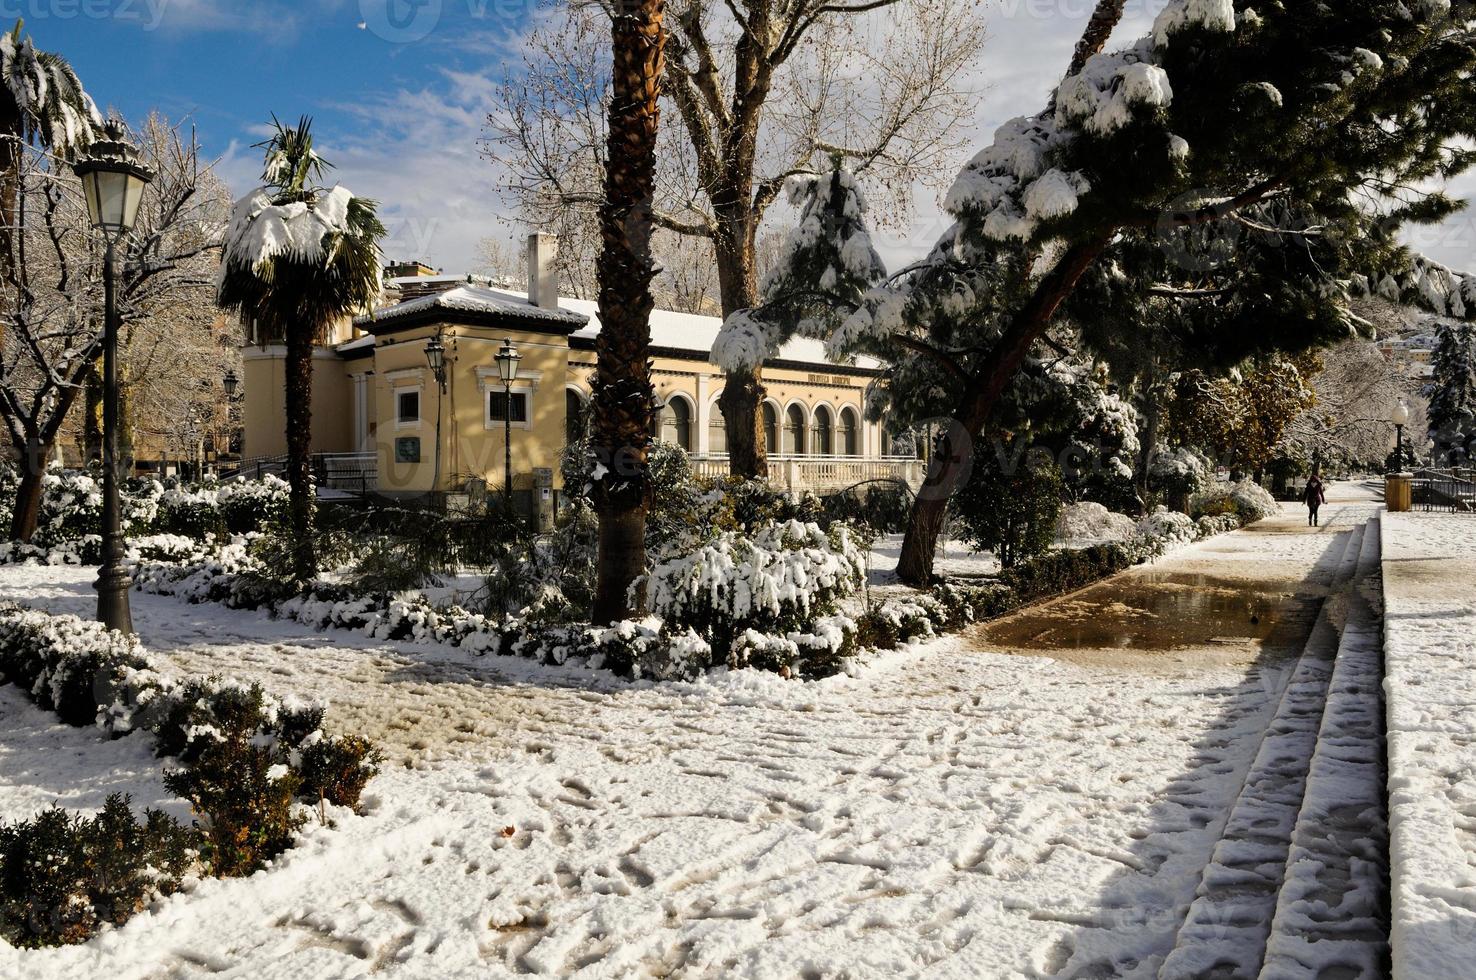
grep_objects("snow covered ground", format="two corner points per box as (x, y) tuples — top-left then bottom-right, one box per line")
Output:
(0, 490), (1389, 978)
(1381, 510), (1476, 980)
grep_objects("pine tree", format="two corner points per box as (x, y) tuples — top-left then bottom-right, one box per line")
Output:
(823, 0), (1476, 584)
(712, 163), (886, 377)
(1426, 321), (1476, 463)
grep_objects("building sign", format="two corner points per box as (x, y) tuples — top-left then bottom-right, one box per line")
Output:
(807, 373), (852, 386)
(395, 436), (421, 463)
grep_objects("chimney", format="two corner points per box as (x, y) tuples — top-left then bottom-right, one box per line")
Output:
(527, 233), (559, 309)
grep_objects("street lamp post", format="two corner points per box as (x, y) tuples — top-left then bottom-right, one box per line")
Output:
(74, 121), (154, 634)
(424, 336), (447, 495)
(1392, 400), (1410, 473)
(495, 338), (521, 509)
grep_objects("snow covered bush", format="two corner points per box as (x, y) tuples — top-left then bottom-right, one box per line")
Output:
(0, 795), (197, 948)
(33, 468), (103, 548)
(1148, 446), (1210, 502)
(1191, 478), (1278, 523)
(1195, 513), (1241, 538)
(214, 474), (291, 534)
(0, 605), (380, 814)
(647, 520), (866, 669)
(1057, 501), (1139, 544)
(1131, 506), (1199, 560)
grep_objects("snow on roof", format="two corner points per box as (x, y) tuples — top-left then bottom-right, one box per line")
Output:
(336, 334), (375, 353)
(356, 285), (877, 371)
(548, 294), (879, 370)
(355, 284), (589, 328)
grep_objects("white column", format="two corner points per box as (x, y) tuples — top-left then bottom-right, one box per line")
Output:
(695, 374), (711, 456)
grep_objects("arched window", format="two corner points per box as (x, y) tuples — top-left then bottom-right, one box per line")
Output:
(660, 398), (693, 450)
(839, 407), (859, 456)
(881, 427), (892, 456)
(566, 389), (587, 443)
(813, 405), (834, 456)
(785, 404), (807, 455)
(763, 402), (779, 455)
(708, 402), (727, 455)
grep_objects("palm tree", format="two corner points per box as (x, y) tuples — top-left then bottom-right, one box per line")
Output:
(0, 19), (100, 345)
(589, 0), (667, 623)
(216, 117), (384, 583)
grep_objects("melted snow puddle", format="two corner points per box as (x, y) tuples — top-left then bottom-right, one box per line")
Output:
(977, 571), (1320, 655)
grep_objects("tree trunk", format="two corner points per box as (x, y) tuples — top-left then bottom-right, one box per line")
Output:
(895, 235), (1111, 586)
(283, 328), (317, 583)
(719, 367), (767, 478)
(591, 0), (666, 624)
(84, 362), (104, 467)
(0, 104), (20, 352)
(9, 441), (49, 542)
(712, 196), (766, 478)
(1136, 384), (1161, 511)
(1066, 0), (1127, 78)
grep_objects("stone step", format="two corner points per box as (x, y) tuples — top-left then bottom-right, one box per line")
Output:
(1259, 515), (1389, 979)
(1158, 523), (1366, 980)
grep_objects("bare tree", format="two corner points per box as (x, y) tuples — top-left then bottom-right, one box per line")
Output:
(486, 0), (987, 475)
(1, 116), (227, 539)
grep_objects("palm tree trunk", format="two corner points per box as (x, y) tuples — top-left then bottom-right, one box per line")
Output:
(1066, 0), (1127, 79)
(283, 328), (317, 583)
(590, 0), (666, 623)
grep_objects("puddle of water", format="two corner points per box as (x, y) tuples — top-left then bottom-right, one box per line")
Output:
(980, 571), (1319, 652)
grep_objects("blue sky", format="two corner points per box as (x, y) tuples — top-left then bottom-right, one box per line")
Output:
(39, 0), (1476, 278)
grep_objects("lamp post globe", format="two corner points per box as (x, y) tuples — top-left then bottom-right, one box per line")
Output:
(1392, 400), (1410, 473)
(223, 369), (240, 399)
(73, 120), (155, 635)
(495, 339), (521, 506)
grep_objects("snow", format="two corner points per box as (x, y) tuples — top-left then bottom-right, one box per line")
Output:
(1381, 511), (1476, 979)
(1056, 43), (1173, 137)
(218, 185), (362, 281)
(0, 499), (1387, 976)
(357, 283), (589, 329)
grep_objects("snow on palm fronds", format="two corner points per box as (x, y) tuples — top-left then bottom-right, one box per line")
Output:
(0, 19), (101, 156)
(712, 165), (885, 374)
(216, 116), (385, 331)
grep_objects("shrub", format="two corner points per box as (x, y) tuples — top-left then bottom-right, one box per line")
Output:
(295, 734), (383, 811)
(0, 795), (197, 948)
(1190, 478), (1279, 523)
(1057, 501), (1139, 544)
(1148, 446), (1210, 502)
(952, 451), (1063, 568)
(1129, 507), (1198, 561)
(647, 520), (866, 665)
(1000, 544), (1132, 603)
(164, 740), (303, 878)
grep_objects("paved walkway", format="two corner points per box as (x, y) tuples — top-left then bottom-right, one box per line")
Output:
(0, 486), (1381, 979)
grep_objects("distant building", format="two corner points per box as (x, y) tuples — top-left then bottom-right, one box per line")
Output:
(240, 235), (921, 502)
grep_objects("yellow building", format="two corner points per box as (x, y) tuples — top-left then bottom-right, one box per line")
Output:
(240, 236), (922, 503)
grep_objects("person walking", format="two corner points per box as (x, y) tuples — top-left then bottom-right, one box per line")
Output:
(1304, 474), (1327, 527)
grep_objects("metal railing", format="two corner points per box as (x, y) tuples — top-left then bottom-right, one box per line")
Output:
(689, 453), (926, 493)
(1413, 467), (1476, 513)
(233, 452), (378, 495)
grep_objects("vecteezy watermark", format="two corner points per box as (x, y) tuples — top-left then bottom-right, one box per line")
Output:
(0, 0), (170, 30)
(359, 0), (442, 43)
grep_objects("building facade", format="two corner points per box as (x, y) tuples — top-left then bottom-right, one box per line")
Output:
(240, 237), (921, 500)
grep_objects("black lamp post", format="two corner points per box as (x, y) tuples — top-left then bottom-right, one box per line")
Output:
(424, 336), (447, 494)
(74, 121), (154, 634)
(1392, 400), (1410, 473)
(495, 338), (521, 506)
(223, 369), (240, 399)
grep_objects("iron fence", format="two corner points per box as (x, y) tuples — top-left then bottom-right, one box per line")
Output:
(1412, 468), (1476, 513)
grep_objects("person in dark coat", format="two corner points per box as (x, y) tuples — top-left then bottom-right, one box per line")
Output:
(1304, 474), (1326, 526)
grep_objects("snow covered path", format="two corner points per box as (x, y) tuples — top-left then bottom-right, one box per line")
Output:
(0, 491), (1380, 978)
(1381, 510), (1476, 980)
